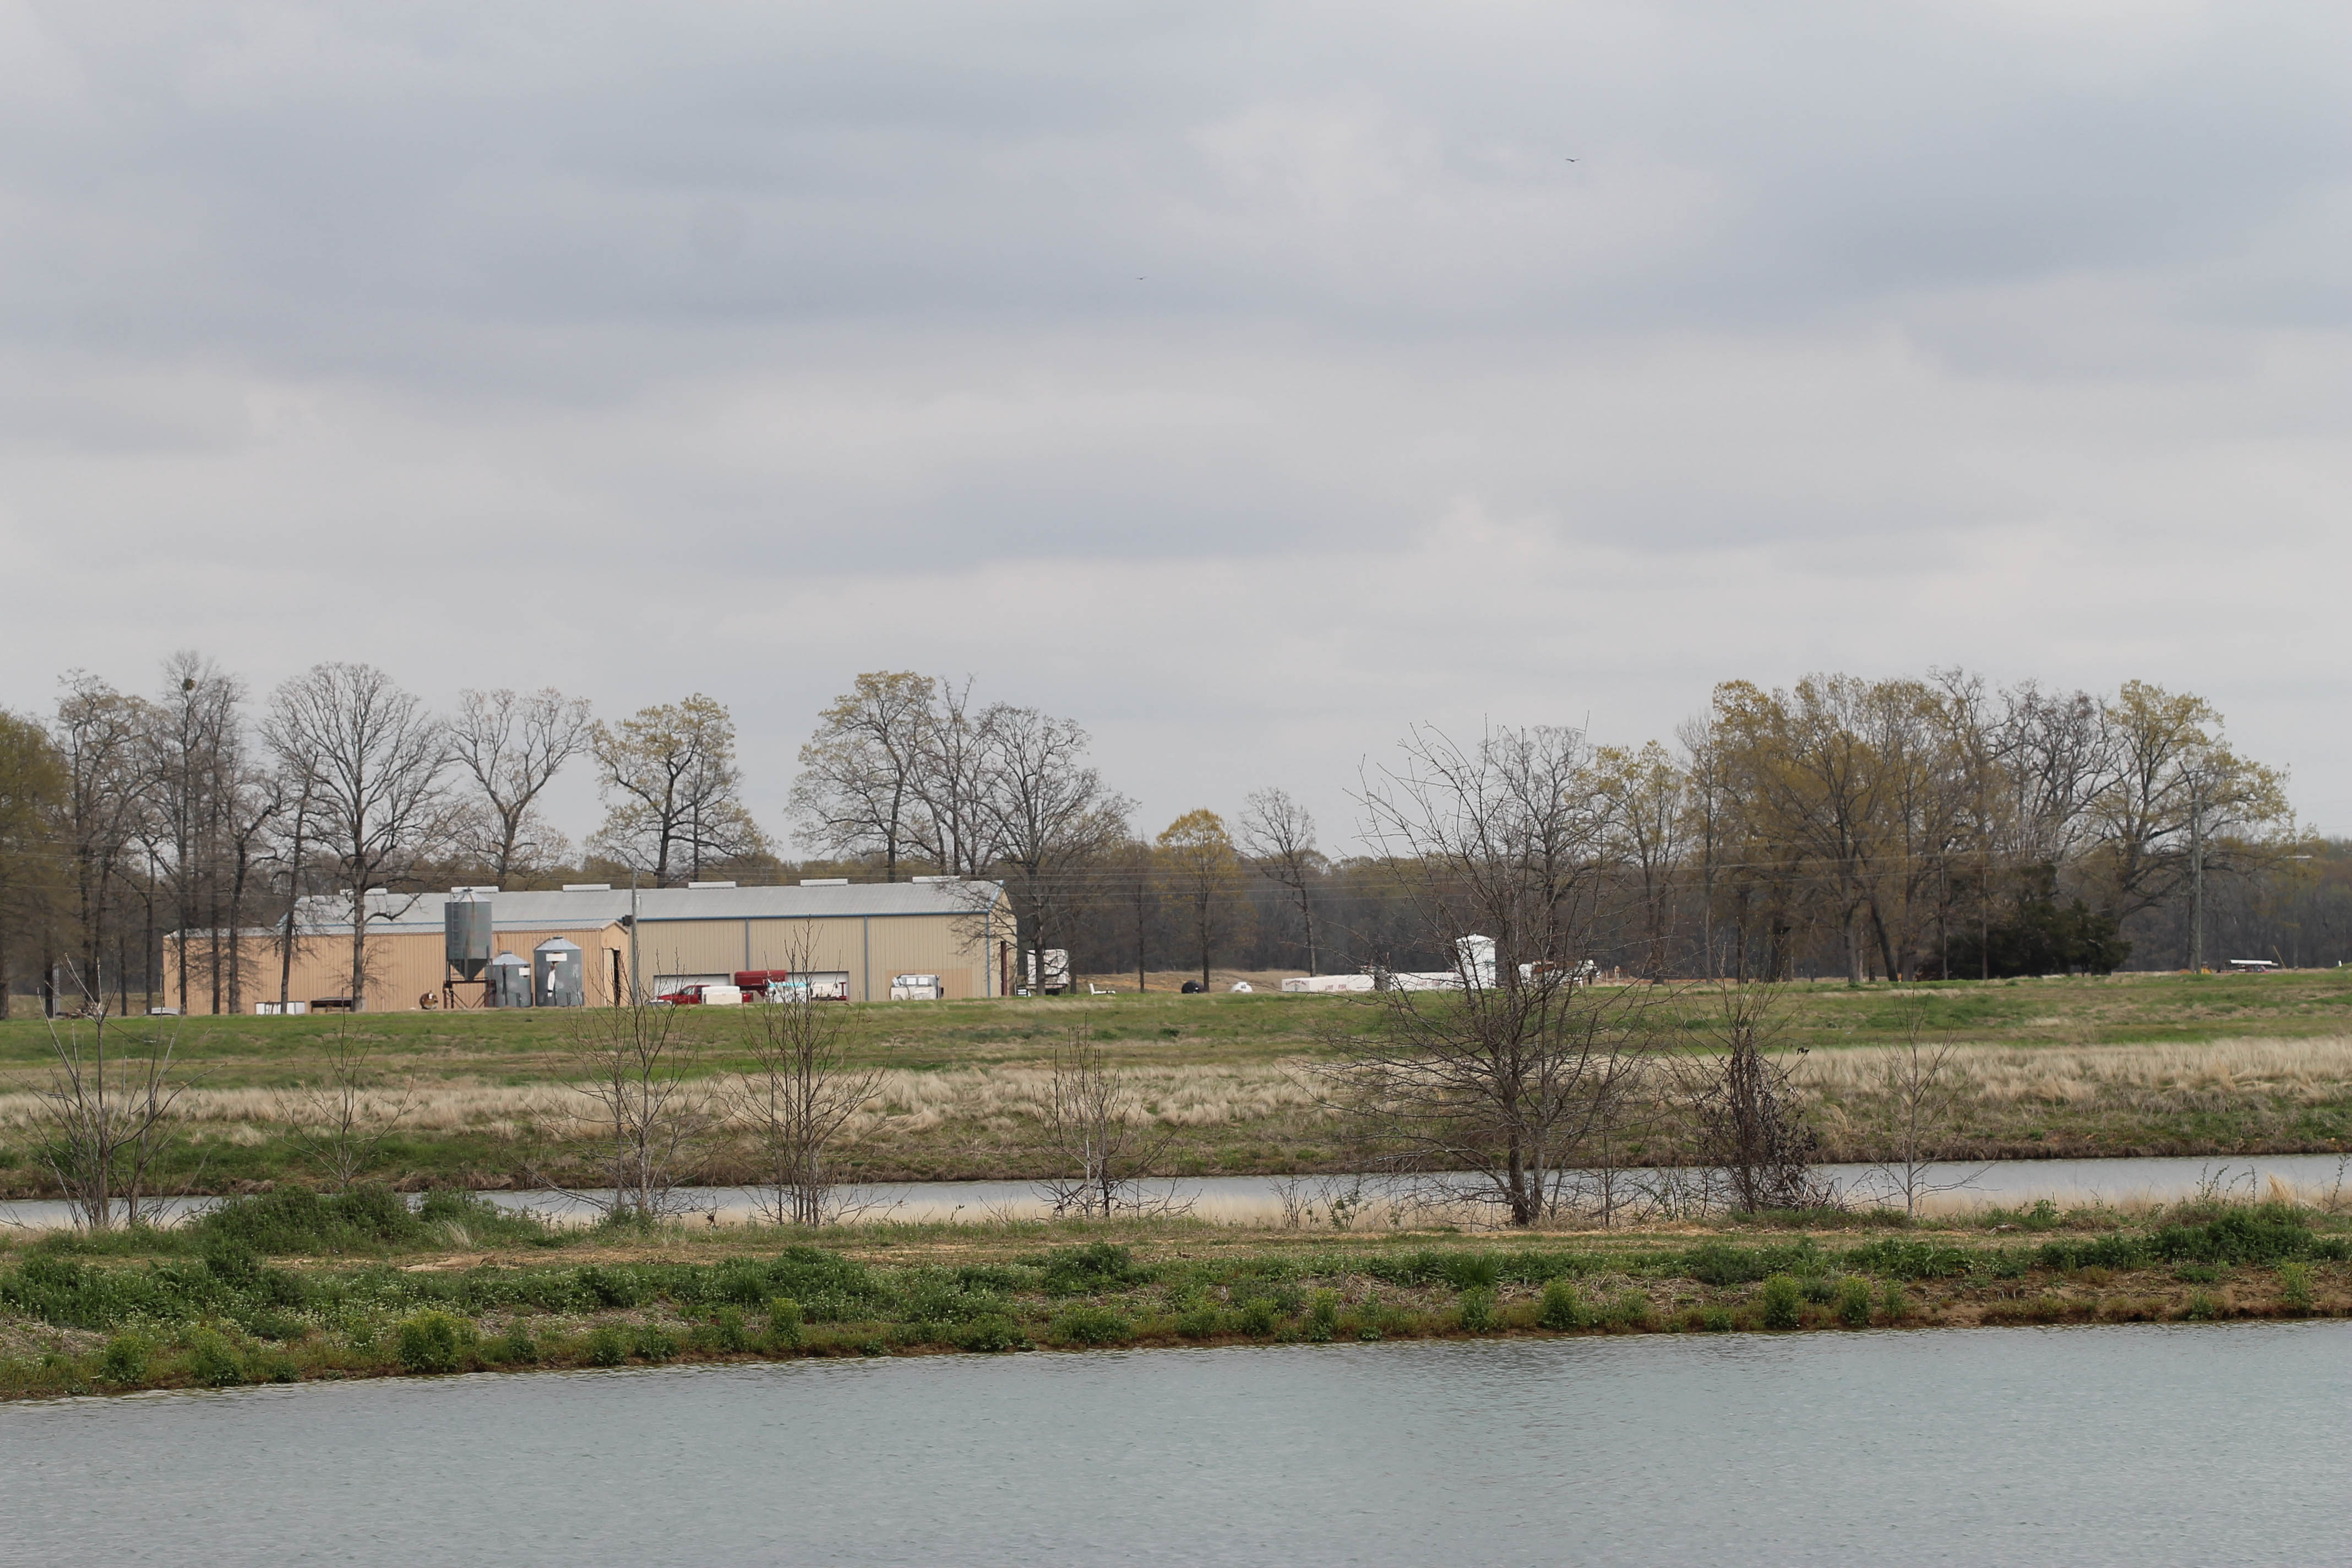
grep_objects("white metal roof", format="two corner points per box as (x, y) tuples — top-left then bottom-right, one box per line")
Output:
(229, 880), (1005, 938)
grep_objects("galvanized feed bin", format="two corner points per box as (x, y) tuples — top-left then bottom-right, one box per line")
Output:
(445, 892), (493, 981)
(487, 951), (532, 1009)
(535, 938), (585, 1008)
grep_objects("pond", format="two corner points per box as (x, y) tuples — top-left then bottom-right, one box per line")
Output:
(2, 1152), (2345, 1230)
(4, 1322), (2343, 1565)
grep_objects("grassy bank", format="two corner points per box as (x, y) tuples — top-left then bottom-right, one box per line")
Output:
(11, 969), (2352, 1080)
(3, 1190), (2349, 1400)
(6, 972), (2352, 1195)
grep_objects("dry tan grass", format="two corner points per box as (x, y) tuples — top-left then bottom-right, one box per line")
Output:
(4, 1037), (2346, 1154)
(0, 1063), (1322, 1142)
(1795, 1035), (2352, 1108)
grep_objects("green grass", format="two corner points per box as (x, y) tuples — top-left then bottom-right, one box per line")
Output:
(4, 1195), (2348, 1399)
(10, 971), (2352, 1085)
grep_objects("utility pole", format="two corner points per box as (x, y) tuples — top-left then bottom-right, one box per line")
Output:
(627, 869), (641, 1006)
(2188, 770), (2206, 974)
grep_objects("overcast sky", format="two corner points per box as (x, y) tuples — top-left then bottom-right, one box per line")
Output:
(4, 1), (2350, 852)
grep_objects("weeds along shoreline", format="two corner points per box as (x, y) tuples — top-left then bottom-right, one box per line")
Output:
(3, 1190), (2349, 1400)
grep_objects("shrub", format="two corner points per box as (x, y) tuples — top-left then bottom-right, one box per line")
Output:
(895, 1269), (1012, 1326)
(1175, 1304), (1221, 1340)
(250, 1349), (302, 1384)
(1603, 1293), (1654, 1331)
(1837, 1276), (1873, 1328)
(1759, 1275), (1802, 1331)
(2156, 1205), (2318, 1266)
(396, 1311), (467, 1375)
(417, 1190), (553, 1248)
(1037, 1243), (1147, 1297)
(1441, 1253), (1501, 1292)
(1303, 1291), (1340, 1342)
(1050, 1306), (1133, 1347)
(2180, 1291), (2220, 1322)
(2173, 1263), (2220, 1284)
(1457, 1288), (1496, 1333)
(958, 1315), (1025, 1353)
(709, 1308), (750, 1352)
(1800, 1275), (1837, 1305)
(576, 1266), (655, 1309)
(633, 1325), (679, 1363)
(584, 1325), (628, 1366)
(197, 1186), (426, 1254)
(1698, 1306), (1734, 1333)
(203, 1242), (269, 1289)
(1678, 1241), (1822, 1287)
(186, 1331), (244, 1387)
(494, 1323), (538, 1365)
(715, 1261), (773, 1306)
(1879, 1281), (1910, 1324)
(1844, 1239), (1974, 1280)
(766, 1250), (884, 1316)
(2278, 1261), (2315, 1314)
(766, 1299), (805, 1349)
(1365, 1250), (1502, 1291)
(98, 1333), (150, 1384)
(1235, 1298), (1280, 1337)
(1536, 1280), (1589, 1331)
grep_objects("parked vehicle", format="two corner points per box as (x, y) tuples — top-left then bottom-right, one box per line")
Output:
(660, 983), (744, 1006)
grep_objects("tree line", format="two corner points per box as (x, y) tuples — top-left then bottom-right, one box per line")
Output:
(790, 668), (2323, 988)
(0, 657), (774, 1014)
(0, 657), (2330, 1016)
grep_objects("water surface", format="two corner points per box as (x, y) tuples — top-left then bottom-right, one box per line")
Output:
(4, 1152), (2345, 1229)
(5, 1323), (2343, 1565)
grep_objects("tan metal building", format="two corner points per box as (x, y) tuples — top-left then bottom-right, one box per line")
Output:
(167, 880), (1014, 1013)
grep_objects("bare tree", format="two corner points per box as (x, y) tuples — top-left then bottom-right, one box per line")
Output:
(52, 675), (155, 1005)
(449, 688), (594, 885)
(732, 929), (879, 1225)
(1157, 809), (1247, 990)
(981, 705), (1132, 993)
(263, 663), (449, 1010)
(1036, 1029), (1181, 1218)
(562, 999), (711, 1220)
(150, 654), (243, 1014)
(907, 677), (1003, 879)
(220, 761), (285, 1015)
(1675, 984), (1830, 1213)
(1340, 723), (1658, 1227)
(790, 671), (933, 880)
(275, 1023), (416, 1191)
(1591, 742), (1686, 979)
(1238, 786), (1325, 974)
(267, 739), (324, 1010)
(30, 987), (193, 1229)
(590, 694), (767, 885)
(1867, 1002), (1981, 1217)
(0, 710), (66, 1020)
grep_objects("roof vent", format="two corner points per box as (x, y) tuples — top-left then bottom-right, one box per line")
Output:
(911, 875), (960, 884)
(450, 885), (499, 895)
(687, 880), (738, 890)
(562, 883), (612, 892)
(799, 878), (850, 886)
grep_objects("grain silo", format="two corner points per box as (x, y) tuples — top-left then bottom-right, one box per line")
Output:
(445, 891), (493, 986)
(487, 950), (532, 1009)
(534, 937), (585, 1008)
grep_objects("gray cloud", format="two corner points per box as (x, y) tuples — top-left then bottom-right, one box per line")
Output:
(3, 0), (2350, 845)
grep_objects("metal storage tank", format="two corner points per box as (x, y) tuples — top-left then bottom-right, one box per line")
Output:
(487, 951), (532, 1009)
(535, 938), (585, 1008)
(444, 892), (493, 982)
